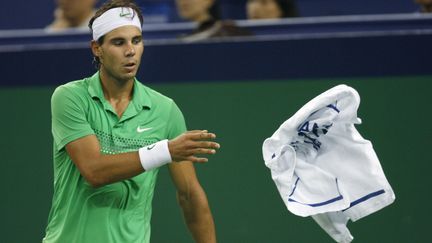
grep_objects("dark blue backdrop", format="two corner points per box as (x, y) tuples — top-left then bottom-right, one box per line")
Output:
(1, 13), (431, 87)
(0, 0), (418, 30)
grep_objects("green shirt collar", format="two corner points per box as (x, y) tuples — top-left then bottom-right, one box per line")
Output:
(87, 71), (152, 111)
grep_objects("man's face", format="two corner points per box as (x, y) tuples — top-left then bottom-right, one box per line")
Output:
(247, 0), (283, 19)
(56, 0), (96, 19)
(175, 0), (213, 21)
(95, 25), (144, 83)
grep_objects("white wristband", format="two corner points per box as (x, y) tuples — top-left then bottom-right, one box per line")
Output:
(138, 139), (172, 170)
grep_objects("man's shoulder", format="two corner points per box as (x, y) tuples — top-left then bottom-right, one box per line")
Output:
(51, 78), (91, 105)
(53, 78), (89, 98)
(137, 82), (174, 104)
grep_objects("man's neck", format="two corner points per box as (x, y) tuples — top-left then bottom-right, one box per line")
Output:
(101, 80), (133, 101)
(99, 70), (134, 117)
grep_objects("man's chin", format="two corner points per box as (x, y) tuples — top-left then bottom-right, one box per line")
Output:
(122, 71), (137, 80)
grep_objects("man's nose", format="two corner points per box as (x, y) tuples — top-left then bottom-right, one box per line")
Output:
(125, 43), (135, 56)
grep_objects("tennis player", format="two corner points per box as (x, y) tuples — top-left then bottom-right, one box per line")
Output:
(43, 0), (218, 242)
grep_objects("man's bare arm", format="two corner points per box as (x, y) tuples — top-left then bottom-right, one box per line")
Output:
(169, 162), (216, 243)
(66, 130), (219, 188)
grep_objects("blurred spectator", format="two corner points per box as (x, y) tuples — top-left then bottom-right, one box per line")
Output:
(415, 0), (432, 13)
(46, 0), (97, 30)
(175, 0), (252, 41)
(246, 0), (298, 19)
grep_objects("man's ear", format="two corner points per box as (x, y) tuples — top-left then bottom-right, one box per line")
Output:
(91, 40), (102, 58)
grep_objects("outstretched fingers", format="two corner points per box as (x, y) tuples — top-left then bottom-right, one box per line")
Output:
(192, 148), (217, 155)
(169, 130), (220, 163)
(187, 156), (209, 163)
(186, 130), (216, 140)
(193, 141), (220, 149)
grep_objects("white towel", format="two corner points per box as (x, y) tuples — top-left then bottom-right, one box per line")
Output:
(262, 84), (395, 242)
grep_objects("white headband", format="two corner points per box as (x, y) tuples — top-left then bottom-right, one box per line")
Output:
(91, 7), (142, 41)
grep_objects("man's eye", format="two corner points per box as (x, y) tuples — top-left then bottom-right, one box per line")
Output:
(132, 38), (142, 44)
(113, 40), (123, 45)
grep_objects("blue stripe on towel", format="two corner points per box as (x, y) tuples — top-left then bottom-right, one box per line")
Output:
(288, 178), (344, 207)
(327, 104), (340, 113)
(288, 195), (344, 207)
(343, 189), (386, 211)
(288, 178), (300, 197)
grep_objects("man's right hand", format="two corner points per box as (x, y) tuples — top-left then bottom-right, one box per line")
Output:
(168, 130), (220, 163)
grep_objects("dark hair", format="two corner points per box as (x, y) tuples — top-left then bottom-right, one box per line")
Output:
(276, 0), (299, 18)
(88, 0), (143, 68)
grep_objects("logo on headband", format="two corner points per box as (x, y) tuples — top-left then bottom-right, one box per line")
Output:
(119, 8), (134, 19)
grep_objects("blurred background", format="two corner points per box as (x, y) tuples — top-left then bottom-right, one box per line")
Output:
(0, 0), (422, 29)
(1, 0), (431, 242)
